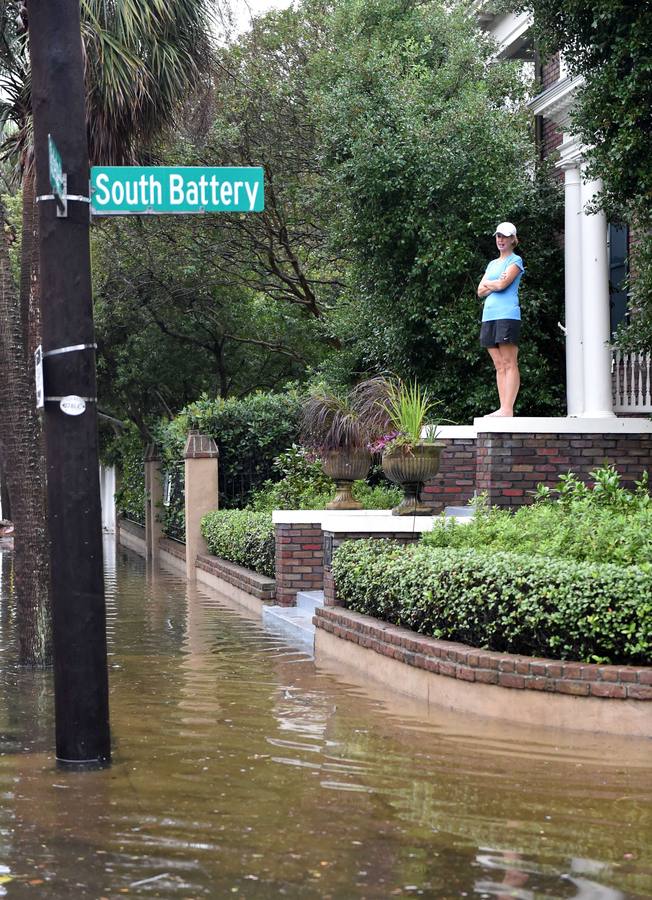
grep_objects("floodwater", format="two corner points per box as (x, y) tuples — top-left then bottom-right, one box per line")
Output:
(0, 542), (650, 899)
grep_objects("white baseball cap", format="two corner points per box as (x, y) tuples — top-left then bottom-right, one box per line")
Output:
(494, 222), (517, 236)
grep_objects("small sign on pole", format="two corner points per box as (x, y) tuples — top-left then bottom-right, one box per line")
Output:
(48, 134), (67, 217)
(34, 345), (44, 409)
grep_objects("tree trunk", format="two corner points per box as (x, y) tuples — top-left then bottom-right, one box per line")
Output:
(21, 165), (42, 361)
(0, 198), (52, 667)
(0, 457), (10, 521)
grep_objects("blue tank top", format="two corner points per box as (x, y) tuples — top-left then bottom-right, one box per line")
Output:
(481, 252), (524, 322)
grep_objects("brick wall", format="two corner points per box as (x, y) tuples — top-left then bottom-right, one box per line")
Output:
(541, 53), (560, 89)
(196, 553), (275, 602)
(541, 118), (563, 163)
(538, 52), (563, 171)
(476, 432), (652, 507)
(421, 437), (476, 513)
(315, 607), (652, 700)
(159, 537), (186, 561)
(274, 522), (324, 607)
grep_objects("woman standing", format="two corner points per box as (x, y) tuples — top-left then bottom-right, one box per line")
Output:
(477, 222), (525, 417)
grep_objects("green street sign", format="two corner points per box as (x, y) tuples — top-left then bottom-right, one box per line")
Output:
(90, 166), (264, 216)
(48, 134), (65, 199)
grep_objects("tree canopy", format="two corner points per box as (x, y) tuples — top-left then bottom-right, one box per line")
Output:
(514, 0), (652, 349)
(515, 0), (652, 221)
(311, 0), (565, 419)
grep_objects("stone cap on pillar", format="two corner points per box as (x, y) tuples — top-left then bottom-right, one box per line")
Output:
(144, 442), (161, 462)
(184, 430), (219, 459)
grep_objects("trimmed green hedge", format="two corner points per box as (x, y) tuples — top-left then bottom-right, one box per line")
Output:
(201, 510), (274, 578)
(331, 539), (652, 665)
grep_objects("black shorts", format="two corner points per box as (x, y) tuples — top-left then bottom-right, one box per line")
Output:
(480, 319), (521, 348)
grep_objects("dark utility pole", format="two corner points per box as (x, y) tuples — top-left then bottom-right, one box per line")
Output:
(28, 0), (111, 765)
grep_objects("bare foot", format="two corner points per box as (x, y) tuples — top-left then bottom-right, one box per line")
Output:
(493, 409), (513, 417)
(486, 409), (502, 417)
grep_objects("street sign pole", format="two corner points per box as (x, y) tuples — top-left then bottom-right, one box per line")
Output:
(28, 0), (111, 766)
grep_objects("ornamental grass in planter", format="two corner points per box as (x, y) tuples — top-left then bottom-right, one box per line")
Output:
(300, 388), (376, 509)
(362, 378), (444, 516)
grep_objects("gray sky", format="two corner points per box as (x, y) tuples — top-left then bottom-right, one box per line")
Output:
(228, 0), (294, 35)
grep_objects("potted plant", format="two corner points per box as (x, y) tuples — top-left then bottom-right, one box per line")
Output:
(367, 378), (445, 516)
(300, 388), (374, 510)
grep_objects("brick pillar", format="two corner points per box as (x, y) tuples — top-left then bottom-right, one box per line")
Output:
(144, 444), (163, 562)
(274, 522), (323, 607)
(184, 431), (219, 582)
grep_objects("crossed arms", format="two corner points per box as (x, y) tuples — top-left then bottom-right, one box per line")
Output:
(477, 263), (521, 299)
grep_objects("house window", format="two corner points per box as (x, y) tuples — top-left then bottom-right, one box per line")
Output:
(608, 223), (629, 338)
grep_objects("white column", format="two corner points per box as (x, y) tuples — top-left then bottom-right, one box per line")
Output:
(563, 164), (584, 415)
(580, 174), (614, 417)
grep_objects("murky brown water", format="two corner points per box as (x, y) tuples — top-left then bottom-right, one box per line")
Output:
(0, 541), (650, 899)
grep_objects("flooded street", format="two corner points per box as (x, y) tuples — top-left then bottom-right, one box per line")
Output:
(0, 540), (650, 899)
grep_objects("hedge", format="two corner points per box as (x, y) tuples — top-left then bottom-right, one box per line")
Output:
(331, 540), (652, 665)
(201, 510), (275, 578)
(179, 391), (302, 507)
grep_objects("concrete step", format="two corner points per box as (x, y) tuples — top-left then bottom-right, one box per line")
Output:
(262, 605), (316, 653)
(296, 590), (324, 612)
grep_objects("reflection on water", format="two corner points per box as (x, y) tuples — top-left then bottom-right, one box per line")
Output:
(0, 540), (650, 898)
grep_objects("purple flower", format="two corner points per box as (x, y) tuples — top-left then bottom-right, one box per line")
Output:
(367, 431), (402, 454)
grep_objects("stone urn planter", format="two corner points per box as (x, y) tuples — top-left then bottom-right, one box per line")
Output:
(321, 448), (372, 510)
(381, 442), (444, 515)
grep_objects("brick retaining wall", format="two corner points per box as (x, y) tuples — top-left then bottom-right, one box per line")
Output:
(275, 522), (324, 607)
(420, 429), (652, 510)
(315, 607), (652, 701)
(196, 554), (276, 602)
(476, 431), (652, 507)
(160, 537), (186, 561)
(421, 437), (476, 513)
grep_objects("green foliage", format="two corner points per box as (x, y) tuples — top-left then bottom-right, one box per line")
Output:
(384, 379), (440, 446)
(614, 236), (652, 351)
(332, 539), (652, 665)
(352, 480), (403, 510)
(159, 390), (303, 508)
(112, 424), (145, 524)
(201, 510), (275, 577)
(515, 0), (652, 350)
(250, 444), (402, 510)
(250, 445), (335, 510)
(424, 465), (652, 567)
(312, 0), (565, 419)
(515, 0), (652, 221)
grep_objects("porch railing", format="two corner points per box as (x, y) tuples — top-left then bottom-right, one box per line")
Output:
(612, 348), (652, 413)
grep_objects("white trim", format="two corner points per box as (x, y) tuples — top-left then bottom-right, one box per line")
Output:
(435, 426), (477, 440)
(321, 514), (437, 533)
(272, 509), (392, 525)
(473, 416), (652, 434)
(528, 75), (584, 127)
(489, 12), (533, 60)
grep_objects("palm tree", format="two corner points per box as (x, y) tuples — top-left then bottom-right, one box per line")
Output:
(0, 0), (215, 665)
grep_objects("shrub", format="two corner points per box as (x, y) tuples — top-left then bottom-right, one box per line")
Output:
(424, 466), (652, 567)
(250, 445), (334, 511)
(250, 444), (403, 511)
(352, 481), (403, 510)
(331, 540), (652, 665)
(162, 391), (303, 508)
(201, 510), (275, 577)
(112, 424), (145, 525)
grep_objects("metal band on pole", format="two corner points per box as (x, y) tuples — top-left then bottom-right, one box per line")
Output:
(43, 343), (97, 357)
